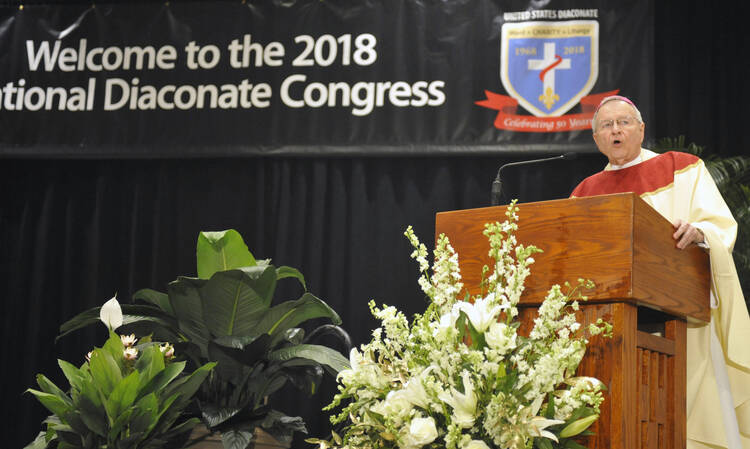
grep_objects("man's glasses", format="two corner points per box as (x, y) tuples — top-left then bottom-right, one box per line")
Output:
(598, 117), (638, 131)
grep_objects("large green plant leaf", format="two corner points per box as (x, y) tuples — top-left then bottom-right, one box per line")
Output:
(57, 303), (178, 342)
(275, 265), (307, 291)
(257, 293), (342, 337)
(168, 277), (211, 354)
(221, 429), (255, 449)
(197, 230), (257, 279)
(268, 344), (350, 374)
(706, 156), (750, 189)
(57, 307), (101, 341)
(200, 267), (277, 337)
(132, 288), (174, 315)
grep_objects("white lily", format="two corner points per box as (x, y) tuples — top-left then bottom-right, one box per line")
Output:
(457, 295), (502, 332)
(437, 372), (477, 428)
(527, 416), (565, 442)
(525, 395), (564, 442)
(99, 295), (122, 331)
(403, 366), (434, 409)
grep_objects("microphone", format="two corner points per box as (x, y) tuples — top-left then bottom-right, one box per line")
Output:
(490, 152), (577, 206)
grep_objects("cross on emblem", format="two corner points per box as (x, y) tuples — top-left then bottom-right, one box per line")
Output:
(528, 43), (571, 110)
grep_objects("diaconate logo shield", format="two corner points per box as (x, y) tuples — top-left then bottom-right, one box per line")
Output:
(475, 16), (616, 133)
(501, 21), (598, 117)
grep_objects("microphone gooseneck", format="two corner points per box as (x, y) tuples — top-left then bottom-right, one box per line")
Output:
(490, 152), (577, 206)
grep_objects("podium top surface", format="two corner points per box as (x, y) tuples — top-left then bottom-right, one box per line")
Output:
(435, 193), (710, 322)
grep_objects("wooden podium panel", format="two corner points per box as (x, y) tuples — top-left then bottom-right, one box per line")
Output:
(434, 193), (709, 449)
(434, 193), (710, 322)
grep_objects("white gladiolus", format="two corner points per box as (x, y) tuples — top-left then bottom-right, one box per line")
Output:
(99, 295), (123, 331)
(402, 416), (438, 449)
(437, 372), (477, 428)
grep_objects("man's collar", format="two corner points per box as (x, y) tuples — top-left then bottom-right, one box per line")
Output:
(605, 149), (644, 171)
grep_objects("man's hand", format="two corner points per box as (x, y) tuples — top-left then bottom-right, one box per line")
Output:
(673, 219), (704, 249)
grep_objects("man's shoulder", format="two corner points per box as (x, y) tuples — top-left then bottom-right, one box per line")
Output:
(648, 150), (702, 170)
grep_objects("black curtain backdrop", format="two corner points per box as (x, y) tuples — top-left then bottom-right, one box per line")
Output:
(3, 2), (750, 448)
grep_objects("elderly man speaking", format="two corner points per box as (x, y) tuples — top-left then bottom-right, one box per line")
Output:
(571, 96), (750, 449)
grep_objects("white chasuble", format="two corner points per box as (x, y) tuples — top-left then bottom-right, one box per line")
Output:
(572, 148), (750, 449)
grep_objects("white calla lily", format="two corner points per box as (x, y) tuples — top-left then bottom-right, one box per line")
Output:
(99, 295), (123, 331)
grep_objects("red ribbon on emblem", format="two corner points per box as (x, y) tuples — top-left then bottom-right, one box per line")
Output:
(475, 89), (620, 133)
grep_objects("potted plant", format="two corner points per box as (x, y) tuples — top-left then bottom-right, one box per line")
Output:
(57, 230), (350, 449)
(26, 298), (216, 449)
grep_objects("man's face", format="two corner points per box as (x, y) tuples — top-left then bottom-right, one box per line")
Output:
(592, 100), (645, 165)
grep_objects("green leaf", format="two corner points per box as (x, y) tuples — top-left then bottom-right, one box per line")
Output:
(535, 437), (554, 449)
(200, 267), (277, 337)
(138, 361), (185, 399)
(563, 439), (591, 449)
(26, 389), (71, 418)
(275, 265), (307, 290)
(197, 230), (257, 278)
(75, 393), (108, 437)
(88, 347), (123, 396)
(130, 393), (159, 435)
(156, 417), (200, 442)
(134, 345), (166, 389)
(199, 403), (244, 429)
(109, 408), (134, 442)
(560, 414), (599, 438)
(167, 277), (211, 354)
(221, 429), (255, 449)
(55, 429), (85, 447)
(133, 288), (173, 315)
(258, 292), (342, 337)
(58, 360), (88, 393)
(162, 361), (216, 401)
(35, 373), (73, 406)
(268, 344), (350, 374)
(57, 307), (101, 341)
(105, 371), (140, 421)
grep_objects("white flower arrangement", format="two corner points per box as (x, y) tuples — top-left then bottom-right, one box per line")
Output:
(314, 202), (612, 449)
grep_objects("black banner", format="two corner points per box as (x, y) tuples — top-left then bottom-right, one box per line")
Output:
(0, 1), (653, 157)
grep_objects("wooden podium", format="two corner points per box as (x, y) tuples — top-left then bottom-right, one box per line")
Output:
(435, 193), (710, 449)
